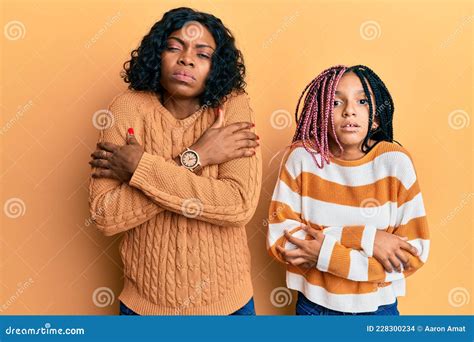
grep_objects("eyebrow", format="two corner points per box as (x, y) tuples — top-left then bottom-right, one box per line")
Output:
(335, 90), (366, 95)
(167, 36), (215, 50)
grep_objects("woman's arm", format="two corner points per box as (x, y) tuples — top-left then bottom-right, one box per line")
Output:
(89, 92), (170, 236)
(127, 92), (262, 227)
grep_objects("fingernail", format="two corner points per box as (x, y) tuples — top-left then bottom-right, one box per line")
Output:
(128, 128), (134, 135)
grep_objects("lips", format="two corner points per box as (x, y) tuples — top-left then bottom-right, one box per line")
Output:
(341, 122), (360, 128)
(340, 122), (360, 133)
(172, 70), (196, 83)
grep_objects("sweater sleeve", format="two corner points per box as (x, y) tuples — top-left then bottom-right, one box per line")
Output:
(88, 92), (171, 236)
(128, 92), (262, 227)
(315, 161), (430, 283)
(267, 145), (379, 263)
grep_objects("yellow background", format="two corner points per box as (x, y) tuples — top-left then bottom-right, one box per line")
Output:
(1, 0), (472, 315)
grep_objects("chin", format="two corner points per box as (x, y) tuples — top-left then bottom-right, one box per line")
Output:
(337, 137), (365, 147)
(168, 84), (201, 99)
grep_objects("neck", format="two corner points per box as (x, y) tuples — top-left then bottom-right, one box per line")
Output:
(160, 92), (201, 120)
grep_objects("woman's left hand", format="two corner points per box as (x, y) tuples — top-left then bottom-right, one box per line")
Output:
(276, 224), (325, 269)
(89, 129), (144, 183)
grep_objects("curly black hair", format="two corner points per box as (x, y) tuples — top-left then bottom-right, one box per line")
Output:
(122, 7), (246, 107)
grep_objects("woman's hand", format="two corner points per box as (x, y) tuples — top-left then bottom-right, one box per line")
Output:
(276, 224), (325, 269)
(89, 129), (144, 183)
(190, 107), (259, 167)
(372, 230), (419, 273)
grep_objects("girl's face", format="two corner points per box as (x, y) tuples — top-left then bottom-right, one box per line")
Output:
(160, 22), (216, 100)
(328, 72), (378, 152)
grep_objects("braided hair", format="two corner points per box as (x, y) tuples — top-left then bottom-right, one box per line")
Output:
(292, 64), (396, 168)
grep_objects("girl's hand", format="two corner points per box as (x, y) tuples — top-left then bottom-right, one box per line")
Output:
(373, 230), (420, 273)
(276, 224), (325, 269)
(190, 107), (259, 167)
(89, 129), (144, 183)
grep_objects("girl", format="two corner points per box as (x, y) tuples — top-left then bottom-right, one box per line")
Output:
(89, 7), (261, 315)
(267, 65), (429, 315)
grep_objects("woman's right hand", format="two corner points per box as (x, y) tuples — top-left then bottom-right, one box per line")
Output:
(373, 230), (420, 273)
(190, 107), (259, 167)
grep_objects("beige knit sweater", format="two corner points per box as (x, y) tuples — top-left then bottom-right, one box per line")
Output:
(88, 89), (262, 315)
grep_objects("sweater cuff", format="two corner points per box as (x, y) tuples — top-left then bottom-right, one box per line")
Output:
(316, 234), (337, 272)
(129, 152), (159, 188)
(360, 225), (377, 257)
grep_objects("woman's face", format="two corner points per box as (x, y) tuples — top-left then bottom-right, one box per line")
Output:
(160, 21), (216, 100)
(328, 71), (377, 151)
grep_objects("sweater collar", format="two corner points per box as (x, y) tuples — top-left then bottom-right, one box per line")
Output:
(147, 92), (207, 127)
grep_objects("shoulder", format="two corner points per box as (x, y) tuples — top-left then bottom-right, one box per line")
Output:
(108, 89), (154, 113)
(372, 141), (418, 187)
(278, 140), (322, 175)
(220, 90), (254, 123)
(222, 90), (249, 107)
(373, 141), (415, 166)
(105, 89), (156, 125)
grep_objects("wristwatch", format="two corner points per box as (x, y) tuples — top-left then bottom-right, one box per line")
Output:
(179, 147), (202, 173)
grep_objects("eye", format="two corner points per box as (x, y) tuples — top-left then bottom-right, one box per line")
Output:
(166, 46), (180, 52)
(333, 100), (342, 106)
(359, 99), (369, 105)
(197, 53), (210, 59)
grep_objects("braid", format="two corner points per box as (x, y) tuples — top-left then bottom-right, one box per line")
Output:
(292, 64), (398, 169)
(347, 65), (397, 152)
(292, 65), (347, 168)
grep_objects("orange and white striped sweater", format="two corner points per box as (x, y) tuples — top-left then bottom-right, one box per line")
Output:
(267, 141), (430, 313)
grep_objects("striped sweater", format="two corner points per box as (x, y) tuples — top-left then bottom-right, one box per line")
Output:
(267, 141), (430, 313)
(89, 90), (262, 315)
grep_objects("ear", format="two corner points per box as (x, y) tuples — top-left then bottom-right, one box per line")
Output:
(371, 115), (380, 130)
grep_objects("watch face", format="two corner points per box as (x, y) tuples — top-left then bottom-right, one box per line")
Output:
(182, 151), (198, 167)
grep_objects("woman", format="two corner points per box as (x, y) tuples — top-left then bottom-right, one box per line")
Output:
(88, 7), (261, 315)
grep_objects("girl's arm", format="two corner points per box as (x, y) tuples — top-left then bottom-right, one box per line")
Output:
(267, 145), (379, 263)
(316, 179), (429, 283)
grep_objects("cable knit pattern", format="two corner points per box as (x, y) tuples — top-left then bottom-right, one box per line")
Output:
(88, 89), (262, 315)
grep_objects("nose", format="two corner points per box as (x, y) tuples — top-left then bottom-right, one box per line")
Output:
(342, 102), (357, 117)
(178, 50), (195, 67)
